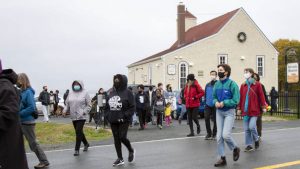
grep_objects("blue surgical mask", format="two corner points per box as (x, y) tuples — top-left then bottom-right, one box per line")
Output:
(73, 85), (81, 91)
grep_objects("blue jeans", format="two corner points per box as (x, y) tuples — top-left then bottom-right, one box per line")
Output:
(243, 116), (259, 146)
(216, 109), (238, 157)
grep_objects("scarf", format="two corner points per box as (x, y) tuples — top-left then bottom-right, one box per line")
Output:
(244, 78), (254, 122)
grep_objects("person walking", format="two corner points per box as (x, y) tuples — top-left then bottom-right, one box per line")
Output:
(184, 74), (205, 137)
(253, 73), (270, 139)
(63, 89), (69, 105)
(270, 87), (279, 113)
(237, 68), (267, 152)
(135, 84), (149, 130)
(178, 87), (187, 125)
(63, 80), (91, 156)
(165, 102), (172, 127)
(0, 63), (29, 169)
(105, 74), (135, 167)
(146, 86), (156, 125)
(17, 73), (50, 169)
(153, 89), (166, 129)
(165, 84), (177, 120)
(38, 86), (50, 122)
(53, 90), (60, 116)
(213, 64), (240, 167)
(92, 88), (108, 128)
(204, 70), (218, 140)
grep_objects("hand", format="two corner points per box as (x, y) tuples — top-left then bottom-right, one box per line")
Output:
(220, 102), (224, 108)
(237, 110), (241, 115)
(262, 109), (267, 113)
(215, 102), (220, 108)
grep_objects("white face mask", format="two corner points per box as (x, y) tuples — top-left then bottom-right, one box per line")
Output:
(244, 72), (251, 79)
(210, 75), (217, 81)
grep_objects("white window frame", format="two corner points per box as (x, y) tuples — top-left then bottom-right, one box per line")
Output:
(256, 55), (265, 77)
(178, 61), (189, 90)
(218, 54), (228, 64)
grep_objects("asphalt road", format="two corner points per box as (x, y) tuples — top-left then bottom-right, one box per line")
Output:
(27, 123), (300, 169)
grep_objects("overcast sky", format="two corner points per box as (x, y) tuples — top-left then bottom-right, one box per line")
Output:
(1, 0), (299, 94)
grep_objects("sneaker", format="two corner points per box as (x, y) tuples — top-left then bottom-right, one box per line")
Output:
(178, 118), (182, 124)
(212, 135), (217, 140)
(214, 156), (227, 167)
(204, 135), (212, 140)
(34, 162), (50, 169)
(128, 149), (135, 163)
(158, 125), (162, 129)
(187, 133), (195, 137)
(244, 145), (254, 152)
(73, 150), (79, 156)
(83, 143), (89, 152)
(113, 158), (125, 167)
(255, 141), (259, 149)
(197, 126), (201, 135)
(233, 147), (240, 161)
(258, 136), (262, 142)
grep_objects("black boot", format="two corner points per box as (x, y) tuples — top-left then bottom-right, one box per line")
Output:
(187, 133), (195, 137)
(83, 143), (89, 152)
(233, 147), (240, 161)
(214, 156), (227, 167)
(74, 150), (79, 156)
(197, 126), (201, 134)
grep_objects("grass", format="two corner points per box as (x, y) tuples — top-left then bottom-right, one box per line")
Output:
(263, 113), (299, 121)
(26, 122), (112, 145)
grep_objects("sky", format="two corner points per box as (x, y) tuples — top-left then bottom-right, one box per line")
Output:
(1, 0), (299, 94)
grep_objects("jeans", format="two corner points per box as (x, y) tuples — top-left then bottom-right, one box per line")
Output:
(42, 105), (49, 122)
(111, 122), (134, 159)
(72, 120), (89, 151)
(216, 109), (238, 157)
(21, 124), (49, 164)
(179, 104), (187, 119)
(204, 106), (217, 137)
(243, 116), (259, 146)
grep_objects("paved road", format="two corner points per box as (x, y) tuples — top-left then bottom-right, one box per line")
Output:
(27, 126), (300, 169)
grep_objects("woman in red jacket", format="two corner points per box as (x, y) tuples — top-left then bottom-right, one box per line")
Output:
(184, 74), (205, 137)
(237, 68), (267, 152)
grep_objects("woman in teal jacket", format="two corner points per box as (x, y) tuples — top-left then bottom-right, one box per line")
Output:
(213, 64), (240, 167)
(18, 73), (50, 169)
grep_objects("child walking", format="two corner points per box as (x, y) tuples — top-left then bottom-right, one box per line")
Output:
(165, 102), (172, 127)
(153, 89), (166, 129)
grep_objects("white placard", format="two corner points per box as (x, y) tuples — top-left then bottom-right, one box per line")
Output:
(287, 63), (299, 83)
(167, 64), (176, 75)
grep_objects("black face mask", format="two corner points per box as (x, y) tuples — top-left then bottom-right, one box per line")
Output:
(16, 83), (22, 88)
(218, 72), (225, 79)
(114, 81), (121, 89)
(138, 91), (143, 94)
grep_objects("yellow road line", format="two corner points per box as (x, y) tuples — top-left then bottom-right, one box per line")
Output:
(256, 160), (300, 169)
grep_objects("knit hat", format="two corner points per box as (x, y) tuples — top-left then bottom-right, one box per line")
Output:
(187, 74), (195, 81)
(0, 59), (2, 74)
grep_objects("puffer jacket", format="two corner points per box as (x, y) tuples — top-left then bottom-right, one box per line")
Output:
(63, 80), (92, 121)
(184, 80), (205, 108)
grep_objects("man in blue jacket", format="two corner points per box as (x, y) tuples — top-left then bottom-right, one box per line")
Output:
(204, 70), (218, 140)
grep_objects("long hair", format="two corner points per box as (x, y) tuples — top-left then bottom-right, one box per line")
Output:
(18, 73), (31, 90)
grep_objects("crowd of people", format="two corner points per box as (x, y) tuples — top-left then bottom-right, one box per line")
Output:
(0, 57), (281, 168)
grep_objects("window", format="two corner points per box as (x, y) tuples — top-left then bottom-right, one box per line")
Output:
(218, 54), (228, 64)
(257, 55), (265, 77)
(179, 62), (189, 89)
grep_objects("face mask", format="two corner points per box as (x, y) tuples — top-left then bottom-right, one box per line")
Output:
(138, 91), (143, 94)
(73, 85), (81, 91)
(16, 83), (22, 88)
(244, 73), (251, 79)
(114, 81), (121, 89)
(218, 72), (225, 79)
(210, 75), (217, 81)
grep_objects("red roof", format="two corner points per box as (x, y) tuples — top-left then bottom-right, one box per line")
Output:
(129, 8), (240, 67)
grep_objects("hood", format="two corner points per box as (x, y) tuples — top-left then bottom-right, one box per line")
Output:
(0, 69), (18, 84)
(113, 74), (128, 91)
(72, 80), (85, 90)
(27, 87), (35, 95)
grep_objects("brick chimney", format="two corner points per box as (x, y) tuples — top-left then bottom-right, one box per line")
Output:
(177, 2), (185, 46)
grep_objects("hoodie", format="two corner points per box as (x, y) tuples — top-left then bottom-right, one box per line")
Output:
(106, 74), (135, 123)
(19, 87), (36, 124)
(63, 80), (92, 121)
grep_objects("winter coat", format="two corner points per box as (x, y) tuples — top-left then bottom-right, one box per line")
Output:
(106, 75), (135, 123)
(184, 80), (205, 108)
(237, 81), (267, 117)
(63, 80), (92, 121)
(38, 90), (50, 106)
(0, 69), (29, 169)
(213, 78), (240, 111)
(19, 87), (36, 124)
(205, 80), (217, 107)
(153, 97), (166, 113)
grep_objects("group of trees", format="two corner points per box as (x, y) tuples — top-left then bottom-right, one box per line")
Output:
(273, 39), (300, 92)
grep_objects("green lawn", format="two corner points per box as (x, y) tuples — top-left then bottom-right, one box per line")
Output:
(26, 122), (112, 145)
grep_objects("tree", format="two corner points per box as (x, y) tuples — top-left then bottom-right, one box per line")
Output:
(273, 39), (300, 92)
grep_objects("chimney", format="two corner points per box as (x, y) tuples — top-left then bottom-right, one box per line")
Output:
(177, 2), (185, 46)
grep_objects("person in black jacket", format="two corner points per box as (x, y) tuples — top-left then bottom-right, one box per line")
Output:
(0, 66), (29, 169)
(63, 89), (69, 105)
(38, 86), (50, 122)
(270, 87), (279, 113)
(135, 84), (150, 130)
(106, 74), (135, 167)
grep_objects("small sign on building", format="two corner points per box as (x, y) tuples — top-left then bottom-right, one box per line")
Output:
(167, 64), (176, 75)
(287, 63), (299, 83)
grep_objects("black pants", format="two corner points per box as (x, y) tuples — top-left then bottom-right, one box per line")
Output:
(72, 120), (88, 151)
(156, 112), (163, 126)
(187, 107), (200, 134)
(137, 108), (147, 129)
(256, 115), (262, 137)
(204, 106), (217, 137)
(89, 112), (95, 123)
(111, 122), (134, 159)
(53, 103), (58, 114)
